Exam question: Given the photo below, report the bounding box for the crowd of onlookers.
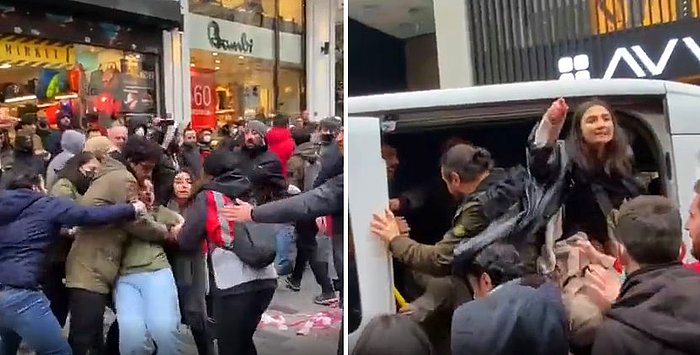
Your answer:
[0,110,345,355]
[352,98,700,355]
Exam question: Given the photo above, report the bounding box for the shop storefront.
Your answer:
[0,2,181,130]
[464,0,700,86]
[552,20,700,83]
[186,0,304,130]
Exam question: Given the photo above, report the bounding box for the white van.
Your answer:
[346,79,700,352]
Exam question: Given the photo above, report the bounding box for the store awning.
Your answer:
[0,35,75,69]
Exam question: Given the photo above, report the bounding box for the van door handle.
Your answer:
[665,152,673,180]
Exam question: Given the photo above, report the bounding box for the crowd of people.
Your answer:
[353,98,700,355]
[0,111,344,355]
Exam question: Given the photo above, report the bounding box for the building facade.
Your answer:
[463,0,700,85]
[175,0,338,130]
[0,0,181,129]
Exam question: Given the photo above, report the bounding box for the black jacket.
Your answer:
[181,143,203,179]
[313,142,343,188]
[592,263,700,355]
[528,130,639,245]
[239,147,287,204]
[152,153,178,206]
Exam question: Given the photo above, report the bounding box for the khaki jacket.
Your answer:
[65,157,168,294]
[389,199,488,277]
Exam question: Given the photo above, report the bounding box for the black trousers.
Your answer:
[41,262,70,328]
[213,288,275,355]
[291,220,334,294]
[68,288,120,355]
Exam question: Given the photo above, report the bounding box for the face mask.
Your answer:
[201,135,212,144]
[320,133,333,142]
[134,127,145,137]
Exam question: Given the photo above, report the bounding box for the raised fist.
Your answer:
[545,97,569,126]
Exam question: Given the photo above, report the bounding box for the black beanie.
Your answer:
[203,149,241,177]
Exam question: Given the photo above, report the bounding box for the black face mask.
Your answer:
[73,172,94,195]
[320,133,334,142]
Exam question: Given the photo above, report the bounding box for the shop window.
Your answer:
[191,48,278,128]
[0,35,156,129]
[641,0,677,26]
[189,0,304,34]
[278,66,303,116]
[589,0,630,34]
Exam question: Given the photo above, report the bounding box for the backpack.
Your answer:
[203,190,280,268]
[302,157,322,192]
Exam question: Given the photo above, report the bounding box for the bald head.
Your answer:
[107,126,128,151]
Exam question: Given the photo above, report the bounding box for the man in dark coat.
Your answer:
[592,196,700,355]
[240,120,286,204]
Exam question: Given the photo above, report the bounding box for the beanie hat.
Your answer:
[84,136,112,160]
[246,120,269,137]
[203,149,241,177]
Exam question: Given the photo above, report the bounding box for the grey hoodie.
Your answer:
[46,130,86,188]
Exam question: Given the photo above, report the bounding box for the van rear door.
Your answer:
[347,117,395,351]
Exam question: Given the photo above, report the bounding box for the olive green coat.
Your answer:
[65,157,169,294]
[120,206,183,275]
[389,198,488,277]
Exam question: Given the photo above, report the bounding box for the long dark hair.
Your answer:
[565,99,632,177]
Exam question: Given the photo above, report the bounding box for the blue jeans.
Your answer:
[114,268,181,355]
[275,226,295,276]
[0,286,71,355]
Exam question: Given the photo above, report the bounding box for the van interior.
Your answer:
[348,95,668,333]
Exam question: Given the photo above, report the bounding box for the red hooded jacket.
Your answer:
[265,127,295,177]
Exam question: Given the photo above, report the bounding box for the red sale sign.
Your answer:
[190,68,217,130]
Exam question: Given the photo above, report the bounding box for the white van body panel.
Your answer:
[347,79,700,352]
[347,117,395,349]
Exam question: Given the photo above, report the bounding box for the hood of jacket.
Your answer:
[95,156,129,180]
[265,127,292,146]
[452,279,568,355]
[60,130,85,154]
[292,141,319,162]
[606,263,700,353]
[471,166,528,220]
[0,189,44,224]
[202,170,252,200]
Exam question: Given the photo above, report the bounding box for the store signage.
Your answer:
[207,20,254,54]
[603,37,700,79]
[0,36,74,67]
[190,68,217,130]
[186,13,302,65]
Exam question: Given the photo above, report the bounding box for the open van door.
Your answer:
[347,117,395,352]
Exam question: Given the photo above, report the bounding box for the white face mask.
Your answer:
[134,127,145,137]
[201,135,212,143]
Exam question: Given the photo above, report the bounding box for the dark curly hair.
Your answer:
[464,243,524,289]
[122,135,163,165]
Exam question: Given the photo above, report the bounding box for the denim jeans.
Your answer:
[274,226,295,276]
[114,268,181,355]
[0,286,71,355]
